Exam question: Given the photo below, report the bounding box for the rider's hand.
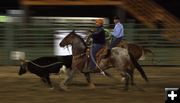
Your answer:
[88,29,94,33]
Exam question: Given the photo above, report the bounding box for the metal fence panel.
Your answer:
[0,23,179,66]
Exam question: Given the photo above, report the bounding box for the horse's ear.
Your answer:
[72,30,75,33]
[19,59,26,65]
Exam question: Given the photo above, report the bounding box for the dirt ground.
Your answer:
[0,66,180,103]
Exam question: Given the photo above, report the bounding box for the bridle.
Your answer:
[73,52,86,59]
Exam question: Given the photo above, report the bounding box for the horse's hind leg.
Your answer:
[127,68,135,86]
[104,71,120,83]
[121,72,130,90]
[130,71,135,86]
[84,73,95,89]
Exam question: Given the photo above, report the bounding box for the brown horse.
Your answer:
[120,42,153,84]
[118,42,154,62]
[85,31,154,61]
[86,32,152,85]
[59,30,148,90]
[95,43,151,86]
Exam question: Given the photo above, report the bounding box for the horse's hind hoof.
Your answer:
[60,85,69,91]
[49,87,54,90]
[62,88,70,91]
[88,83,96,89]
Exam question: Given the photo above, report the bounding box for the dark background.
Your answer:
[0,0,179,20]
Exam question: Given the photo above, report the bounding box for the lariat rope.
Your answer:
[72,48,105,76]
[24,60,63,68]
[85,33,105,75]
[89,49,105,76]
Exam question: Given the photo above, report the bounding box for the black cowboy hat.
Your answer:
[114,16,120,20]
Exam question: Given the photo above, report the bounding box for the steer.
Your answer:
[18,56,72,89]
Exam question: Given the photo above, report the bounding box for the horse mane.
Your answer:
[72,31,87,48]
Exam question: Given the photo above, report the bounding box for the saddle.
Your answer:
[83,40,128,72]
[82,45,105,73]
[96,40,128,59]
[116,40,128,49]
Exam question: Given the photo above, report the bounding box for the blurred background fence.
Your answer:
[0,22,179,66]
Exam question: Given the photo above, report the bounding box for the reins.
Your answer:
[61,32,105,75]
[73,53,86,59]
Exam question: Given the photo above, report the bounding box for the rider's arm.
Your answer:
[111,23,124,38]
[93,28,103,36]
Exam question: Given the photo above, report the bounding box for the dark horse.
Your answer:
[59,31,148,90]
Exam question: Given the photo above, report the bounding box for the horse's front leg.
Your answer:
[59,69,75,91]
[63,69,75,85]
[83,73,95,89]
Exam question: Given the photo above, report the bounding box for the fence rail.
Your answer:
[0,22,179,66]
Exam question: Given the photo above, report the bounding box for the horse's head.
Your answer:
[59,30,76,47]
[18,61,27,75]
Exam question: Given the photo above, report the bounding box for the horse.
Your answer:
[117,41,154,84]
[86,32,153,85]
[86,30,154,62]
[59,30,148,90]
[118,42,154,61]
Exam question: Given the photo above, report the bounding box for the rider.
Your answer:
[103,16,125,58]
[86,19,106,72]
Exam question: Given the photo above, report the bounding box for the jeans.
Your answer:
[89,43,103,69]
[109,36,123,49]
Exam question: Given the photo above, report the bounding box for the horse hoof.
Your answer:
[121,77,125,83]
[61,87,69,91]
[49,87,54,90]
[88,83,96,89]
[60,85,69,91]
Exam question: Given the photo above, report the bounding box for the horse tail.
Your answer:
[129,52,149,82]
[142,48,155,64]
